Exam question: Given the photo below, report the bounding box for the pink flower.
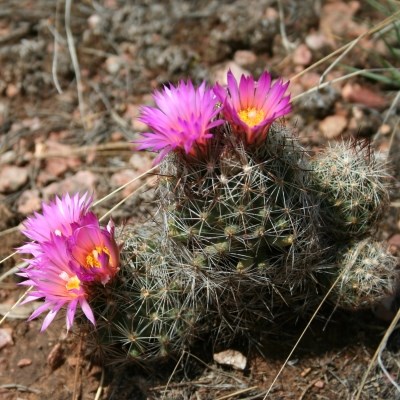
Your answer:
[17,192,120,331]
[135,80,224,163]
[18,192,93,265]
[20,192,92,243]
[214,70,291,144]
[18,235,95,331]
[68,217,119,285]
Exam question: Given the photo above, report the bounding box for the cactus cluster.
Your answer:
[87,72,398,361]
[19,70,398,362]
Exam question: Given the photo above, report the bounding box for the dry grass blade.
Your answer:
[93,165,158,207]
[375,90,400,141]
[0,262,27,282]
[94,368,105,400]
[291,68,396,102]
[0,250,18,265]
[160,351,185,400]
[262,271,344,399]
[290,9,400,83]
[0,286,32,327]
[355,307,400,400]
[72,334,84,400]
[0,225,21,238]
[98,177,156,222]
[215,386,260,400]
[386,116,399,160]
[32,142,133,160]
[65,0,87,130]
[51,0,63,94]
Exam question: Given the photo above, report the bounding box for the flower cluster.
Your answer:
[17,193,119,331]
[135,70,291,162]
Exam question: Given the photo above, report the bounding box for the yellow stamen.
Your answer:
[238,107,265,127]
[66,275,81,291]
[85,246,111,269]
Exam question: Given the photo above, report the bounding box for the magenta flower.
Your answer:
[18,192,93,265]
[214,70,291,144]
[20,192,92,243]
[17,192,120,331]
[135,80,224,163]
[68,216,119,285]
[18,235,95,331]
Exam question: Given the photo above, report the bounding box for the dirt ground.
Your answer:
[0,0,400,399]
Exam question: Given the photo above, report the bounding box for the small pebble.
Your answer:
[319,115,347,139]
[0,165,28,193]
[17,358,32,368]
[0,328,13,349]
[233,50,257,66]
[314,380,325,389]
[213,349,247,370]
[292,44,312,66]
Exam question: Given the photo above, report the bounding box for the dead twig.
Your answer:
[215,386,260,400]
[0,23,30,45]
[99,178,156,222]
[93,164,158,207]
[355,307,400,400]
[0,383,41,394]
[290,9,400,83]
[94,368,105,400]
[262,270,345,399]
[72,334,84,400]
[0,286,32,327]
[65,0,87,130]
[50,0,64,94]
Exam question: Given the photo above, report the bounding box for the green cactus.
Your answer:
[329,239,398,310]
[87,224,204,361]
[311,141,389,240]
[159,125,324,291]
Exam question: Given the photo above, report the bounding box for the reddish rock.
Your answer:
[319,115,347,139]
[314,380,325,389]
[0,328,13,349]
[305,32,331,51]
[388,234,400,250]
[292,44,312,66]
[342,83,388,110]
[299,72,320,90]
[6,84,19,98]
[321,1,367,41]
[43,171,97,200]
[0,165,28,193]
[17,189,42,215]
[17,358,32,368]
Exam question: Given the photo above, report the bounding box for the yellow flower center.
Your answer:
[238,107,265,127]
[66,275,81,291]
[85,246,111,269]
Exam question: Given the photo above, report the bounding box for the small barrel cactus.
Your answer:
[311,141,389,240]
[329,239,398,310]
